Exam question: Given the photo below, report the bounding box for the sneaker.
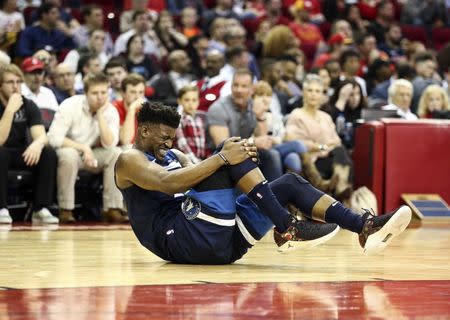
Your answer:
[32,208,59,224]
[0,208,12,224]
[359,205,412,255]
[274,217,340,253]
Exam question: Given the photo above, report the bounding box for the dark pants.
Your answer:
[315,145,353,181]
[0,145,57,210]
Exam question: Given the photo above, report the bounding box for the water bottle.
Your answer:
[336,113,346,135]
[344,122,354,147]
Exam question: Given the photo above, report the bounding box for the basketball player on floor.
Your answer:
[114,102,412,264]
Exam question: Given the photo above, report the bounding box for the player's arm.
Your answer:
[116,138,256,194]
[171,149,194,168]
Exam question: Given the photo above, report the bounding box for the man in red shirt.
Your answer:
[112,73,147,146]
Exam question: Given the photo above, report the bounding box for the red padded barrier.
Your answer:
[353,119,450,213]
[353,121,385,213]
[383,119,450,211]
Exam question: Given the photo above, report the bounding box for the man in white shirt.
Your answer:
[383,79,418,120]
[113,10,163,59]
[20,57,59,112]
[47,72,127,224]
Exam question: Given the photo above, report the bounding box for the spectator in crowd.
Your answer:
[207,69,283,181]
[32,48,58,86]
[47,73,127,224]
[223,25,261,80]
[252,80,307,176]
[74,53,102,93]
[113,73,147,147]
[411,51,440,114]
[365,58,393,96]
[260,60,293,115]
[314,33,348,68]
[49,63,76,104]
[310,66,333,106]
[16,2,75,58]
[155,10,189,52]
[186,34,209,78]
[20,57,59,112]
[325,59,342,90]
[114,10,166,60]
[0,51,11,66]
[285,74,353,199]
[207,17,227,52]
[325,79,367,148]
[340,49,367,97]
[378,23,405,61]
[167,0,204,16]
[202,0,240,33]
[0,0,25,55]
[120,0,158,33]
[174,85,211,164]
[256,0,291,27]
[417,84,450,119]
[0,64,58,224]
[280,56,303,100]
[262,25,299,59]
[149,50,195,107]
[289,2,324,48]
[383,78,418,120]
[356,33,386,79]
[64,29,111,74]
[343,4,369,39]
[104,57,129,102]
[72,5,114,55]
[179,6,202,39]
[125,34,160,80]
[29,0,80,37]
[367,0,395,44]
[401,0,448,27]
[330,19,354,44]
[221,45,252,85]
[195,49,227,112]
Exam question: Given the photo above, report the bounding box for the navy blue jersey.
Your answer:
[120,149,273,264]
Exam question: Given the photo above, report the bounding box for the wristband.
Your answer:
[218,152,230,165]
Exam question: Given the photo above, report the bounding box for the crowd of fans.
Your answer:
[1,0,450,225]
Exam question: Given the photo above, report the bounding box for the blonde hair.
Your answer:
[262,25,296,58]
[0,64,24,84]
[253,80,272,97]
[417,84,450,117]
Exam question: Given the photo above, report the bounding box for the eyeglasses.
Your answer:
[3,80,24,85]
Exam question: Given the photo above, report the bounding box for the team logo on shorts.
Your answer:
[181,197,201,220]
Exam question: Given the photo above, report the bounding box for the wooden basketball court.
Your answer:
[0,220,449,319]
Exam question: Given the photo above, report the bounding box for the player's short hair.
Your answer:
[137,101,181,128]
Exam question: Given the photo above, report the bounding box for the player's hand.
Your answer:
[82,146,97,168]
[220,137,258,165]
[22,141,43,166]
[6,93,23,114]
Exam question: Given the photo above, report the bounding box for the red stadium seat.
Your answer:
[401,25,429,47]
[432,27,450,52]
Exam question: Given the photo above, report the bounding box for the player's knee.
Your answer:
[284,172,309,184]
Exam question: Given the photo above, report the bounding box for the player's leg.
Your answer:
[264,172,412,254]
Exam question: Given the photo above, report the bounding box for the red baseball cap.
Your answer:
[21,57,45,73]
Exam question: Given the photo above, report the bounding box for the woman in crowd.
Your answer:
[285,74,353,199]
[417,84,450,118]
[324,79,367,148]
[252,81,307,176]
[125,34,160,80]
[155,10,189,52]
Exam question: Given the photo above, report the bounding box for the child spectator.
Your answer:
[174,85,211,164]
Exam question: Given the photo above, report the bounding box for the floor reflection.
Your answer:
[0,280,448,319]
